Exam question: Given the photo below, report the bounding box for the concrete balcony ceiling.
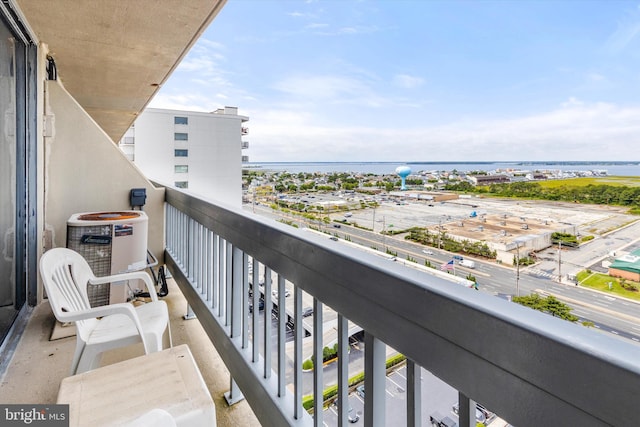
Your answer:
[15,0,226,142]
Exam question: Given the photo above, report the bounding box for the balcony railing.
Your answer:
[162,185,640,427]
[241,140,249,149]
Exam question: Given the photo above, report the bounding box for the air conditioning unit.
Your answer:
[67,211,148,306]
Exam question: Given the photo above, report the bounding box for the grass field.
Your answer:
[576,270,640,301]
[537,176,640,188]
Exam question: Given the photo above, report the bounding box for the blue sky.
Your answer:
[149,0,640,162]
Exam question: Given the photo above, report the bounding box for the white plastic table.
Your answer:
[57,344,216,427]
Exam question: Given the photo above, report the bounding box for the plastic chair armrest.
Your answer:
[90,271,158,301]
[58,303,150,352]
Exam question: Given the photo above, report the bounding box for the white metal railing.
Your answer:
[162,185,640,427]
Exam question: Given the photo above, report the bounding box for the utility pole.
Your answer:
[516,242,520,297]
[382,216,386,250]
[372,208,376,233]
[558,240,562,283]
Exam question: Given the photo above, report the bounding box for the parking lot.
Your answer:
[321,364,507,426]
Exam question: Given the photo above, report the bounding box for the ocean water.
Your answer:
[247,161,640,176]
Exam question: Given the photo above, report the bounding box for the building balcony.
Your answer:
[242,140,250,149]
[242,155,250,163]
[3,186,640,427]
[242,127,249,136]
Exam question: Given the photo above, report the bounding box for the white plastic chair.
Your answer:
[40,247,172,374]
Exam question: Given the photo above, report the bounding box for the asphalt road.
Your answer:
[248,203,640,343]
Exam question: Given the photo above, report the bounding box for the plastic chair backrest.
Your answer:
[40,248,99,338]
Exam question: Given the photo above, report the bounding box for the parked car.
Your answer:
[452,403,487,425]
[348,407,360,423]
[429,412,457,427]
[302,307,313,317]
[355,385,365,398]
[422,249,434,255]
[272,289,290,298]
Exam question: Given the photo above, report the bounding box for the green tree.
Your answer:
[512,294,579,322]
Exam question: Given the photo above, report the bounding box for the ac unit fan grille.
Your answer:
[67,225,112,307]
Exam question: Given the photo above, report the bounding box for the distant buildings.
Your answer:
[468,174,510,185]
[119,107,249,206]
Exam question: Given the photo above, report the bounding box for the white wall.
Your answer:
[44,81,165,272]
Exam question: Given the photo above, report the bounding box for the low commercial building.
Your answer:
[608,249,640,281]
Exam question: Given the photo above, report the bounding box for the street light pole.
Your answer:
[516,242,520,297]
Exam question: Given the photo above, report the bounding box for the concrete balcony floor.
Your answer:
[0,278,262,427]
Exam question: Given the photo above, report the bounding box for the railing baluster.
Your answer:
[277,274,286,397]
[364,332,385,427]
[263,267,272,378]
[195,223,202,291]
[206,229,212,303]
[313,298,323,427]
[188,218,194,280]
[407,359,421,427]
[251,258,259,355]
[225,240,232,326]
[217,236,224,317]
[294,286,303,420]
[213,233,219,311]
[458,392,474,427]
[337,314,348,427]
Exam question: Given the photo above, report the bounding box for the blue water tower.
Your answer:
[395,166,412,190]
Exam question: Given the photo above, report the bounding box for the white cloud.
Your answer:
[306,23,329,29]
[393,74,425,89]
[314,25,380,36]
[272,74,388,108]
[245,100,640,162]
[605,9,640,53]
[586,72,606,82]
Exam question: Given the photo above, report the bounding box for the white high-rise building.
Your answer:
[119,107,249,206]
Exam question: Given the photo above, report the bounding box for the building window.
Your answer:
[174,132,188,141]
[175,165,188,173]
[174,116,188,125]
[175,149,188,157]
[175,181,188,189]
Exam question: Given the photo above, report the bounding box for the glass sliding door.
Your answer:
[0,9,36,344]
